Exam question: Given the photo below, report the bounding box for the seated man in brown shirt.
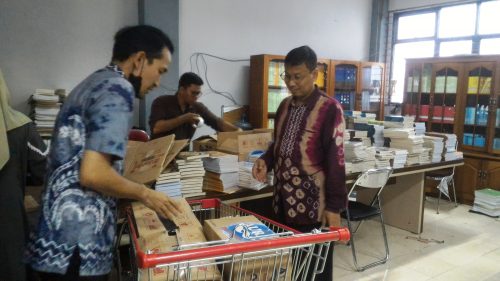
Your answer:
[149,72,240,140]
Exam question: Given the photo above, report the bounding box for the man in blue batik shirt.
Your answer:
[25,25,181,280]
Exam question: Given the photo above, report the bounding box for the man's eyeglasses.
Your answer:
[191,92,202,98]
[280,71,312,83]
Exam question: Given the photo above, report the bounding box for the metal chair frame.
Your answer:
[343,167,393,272]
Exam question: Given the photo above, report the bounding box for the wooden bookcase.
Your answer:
[402,55,500,204]
[249,54,385,129]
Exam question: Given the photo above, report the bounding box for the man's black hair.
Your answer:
[284,45,317,71]
[178,72,204,89]
[112,25,174,63]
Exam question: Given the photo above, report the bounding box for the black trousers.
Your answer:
[34,248,108,281]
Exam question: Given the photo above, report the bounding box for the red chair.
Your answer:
[128,129,150,142]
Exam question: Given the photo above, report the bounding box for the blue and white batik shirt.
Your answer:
[25,64,134,275]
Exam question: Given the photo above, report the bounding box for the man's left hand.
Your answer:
[322,210,341,228]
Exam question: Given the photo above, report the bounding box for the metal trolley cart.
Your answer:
[124,199,350,281]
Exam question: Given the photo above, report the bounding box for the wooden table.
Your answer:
[204,159,464,234]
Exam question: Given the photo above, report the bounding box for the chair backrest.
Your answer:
[352,168,393,190]
[128,129,150,142]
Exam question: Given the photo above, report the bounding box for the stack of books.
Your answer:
[202,151,240,193]
[30,89,61,137]
[374,147,394,169]
[372,124,385,147]
[238,162,267,190]
[155,165,182,198]
[414,122,426,135]
[344,141,376,173]
[390,148,408,169]
[425,133,462,161]
[177,152,208,198]
[383,115,415,129]
[423,135,445,163]
[345,129,371,146]
[471,188,500,217]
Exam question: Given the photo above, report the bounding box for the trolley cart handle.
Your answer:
[128,210,349,268]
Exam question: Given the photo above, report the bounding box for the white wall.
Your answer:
[389,0,470,11]
[0,0,138,122]
[178,0,372,138]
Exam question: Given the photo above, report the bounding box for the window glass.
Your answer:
[391,41,435,103]
[397,13,435,40]
[438,4,476,38]
[480,38,500,55]
[439,40,473,56]
[479,0,500,35]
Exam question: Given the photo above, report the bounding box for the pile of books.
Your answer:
[425,133,463,161]
[344,141,376,173]
[471,188,500,217]
[177,152,208,198]
[202,151,240,193]
[374,147,394,168]
[30,88,63,137]
[423,135,445,163]
[390,148,408,169]
[155,166,182,198]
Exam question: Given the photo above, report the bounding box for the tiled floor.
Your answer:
[333,198,500,281]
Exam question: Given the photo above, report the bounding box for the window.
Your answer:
[390,0,500,104]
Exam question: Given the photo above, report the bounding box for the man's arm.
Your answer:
[80,150,180,218]
[323,102,347,227]
[152,113,199,135]
[217,118,241,132]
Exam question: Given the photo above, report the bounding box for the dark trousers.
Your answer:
[35,248,108,281]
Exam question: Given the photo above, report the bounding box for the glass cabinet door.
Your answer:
[462,64,494,151]
[333,63,358,111]
[494,95,500,153]
[430,66,459,134]
[360,63,384,119]
[403,64,420,119]
[267,59,289,129]
[316,60,329,93]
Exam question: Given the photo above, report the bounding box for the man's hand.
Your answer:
[141,187,182,219]
[182,113,201,125]
[252,159,268,182]
[322,210,341,228]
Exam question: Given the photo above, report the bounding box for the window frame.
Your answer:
[388,0,500,104]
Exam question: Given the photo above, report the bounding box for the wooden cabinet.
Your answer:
[403,55,500,204]
[455,155,500,204]
[249,54,385,128]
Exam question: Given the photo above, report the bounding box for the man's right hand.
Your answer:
[183,113,201,125]
[252,159,268,182]
[141,187,182,219]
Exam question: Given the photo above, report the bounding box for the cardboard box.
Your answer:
[124,135,188,184]
[192,134,218,151]
[133,199,221,281]
[204,216,291,281]
[217,129,273,161]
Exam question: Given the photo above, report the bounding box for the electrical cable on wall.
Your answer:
[189,52,249,105]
